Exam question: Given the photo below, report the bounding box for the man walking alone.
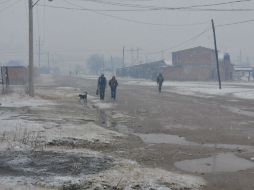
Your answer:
[109,76,118,100]
[157,73,164,93]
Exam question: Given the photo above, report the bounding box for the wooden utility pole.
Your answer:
[28,0,34,96]
[123,46,125,68]
[211,19,222,89]
[137,48,139,64]
[38,36,41,68]
[47,52,50,70]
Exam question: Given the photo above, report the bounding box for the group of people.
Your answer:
[97,74,118,100]
[96,72,164,100]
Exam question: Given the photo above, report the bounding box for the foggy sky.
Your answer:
[0,0,254,70]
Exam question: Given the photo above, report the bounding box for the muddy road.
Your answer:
[49,75,254,190]
[0,74,254,190]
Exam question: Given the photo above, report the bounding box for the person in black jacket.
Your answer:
[109,76,118,100]
[157,73,164,93]
[97,74,107,100]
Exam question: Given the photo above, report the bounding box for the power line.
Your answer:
[42,3,210,27]
[147,26,211,55]
[216,18,254,27]
[73,0,253,11]
[0,0,20,14]
[0,0,11,5]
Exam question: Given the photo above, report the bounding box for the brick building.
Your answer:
[163,46,233,81]
[1,66,28,85]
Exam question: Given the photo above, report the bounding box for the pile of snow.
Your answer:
[46,122,124,143]
[91,98,115,109]
[0,94,55,108]
[85,159,206,190]
[124,80,254,100]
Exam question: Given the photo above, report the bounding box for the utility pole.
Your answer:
[131,48,134,66]
[47,52,50,71]
[103,55,105,73]
[111,55,114,74]
[38,36,41,68]
[137,48,139,64]
[28,0,53,96]
[239,49,242,65]
[28,0,34,96]
[123,46,125,68]
[211,19,222,89]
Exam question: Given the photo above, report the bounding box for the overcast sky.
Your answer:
[0,0,254,69]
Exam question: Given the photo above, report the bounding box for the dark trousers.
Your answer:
[100,88,105,100]
[111,88,117,100]
[158,83,162,93]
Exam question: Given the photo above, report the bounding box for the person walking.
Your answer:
[157,73,164,93]
[97,74,107,100]
[109,76,118,100]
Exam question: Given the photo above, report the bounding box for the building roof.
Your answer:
[234,66,253,71]
[1,66,26,69]
[124,60,167,69]
[173,46,215,54]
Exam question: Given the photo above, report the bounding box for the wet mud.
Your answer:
[0,150,114,177]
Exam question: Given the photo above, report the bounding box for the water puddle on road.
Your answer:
[225,106,254,117]
[135,133,198,146]
[135,133,254,152]
[115,124,132,134]
[175,153,254,173]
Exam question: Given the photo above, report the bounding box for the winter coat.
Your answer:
[98,76,107,89]
[109,79,118,90]
[157,74,164,84]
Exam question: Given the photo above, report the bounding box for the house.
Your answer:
[162,46,233,81]
[116,60,167,80]
[0,66,28,85]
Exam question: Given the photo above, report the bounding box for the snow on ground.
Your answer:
[0,85,206,190]
[90,96,115,109]
[85,159,206,190]
[46,122,124,143]
[0,94,55,108]
[123,80,254,100]
[0,111,123,150]
[0,91,121,152]
[0,157,205,190]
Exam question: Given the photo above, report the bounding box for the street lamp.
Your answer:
[28,0,53,97]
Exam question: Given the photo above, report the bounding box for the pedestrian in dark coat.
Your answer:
[109,76,118,100]
[157,73,164,93]
[97,74,107,100]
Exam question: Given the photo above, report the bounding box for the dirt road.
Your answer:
[55,75,254,190]
[0,74,254,190]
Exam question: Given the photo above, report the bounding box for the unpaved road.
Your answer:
[0,74,254,190]
[49,75,254,190]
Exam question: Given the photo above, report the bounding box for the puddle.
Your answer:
[136,133,254,152]
[175,153,254,173]
[225,106,254,117]
[115,124,131,134]
[135,133,197,146]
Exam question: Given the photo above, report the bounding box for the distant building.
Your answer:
[163,46,233,81]
[116,46,234,81]
[1,66,28,85]
[233,66,254,81]
[116,60,167,80]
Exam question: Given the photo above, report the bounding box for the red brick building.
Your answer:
[163,46,233,81]
[1,66,28,85]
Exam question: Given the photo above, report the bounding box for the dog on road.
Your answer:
[79,91,88,105]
